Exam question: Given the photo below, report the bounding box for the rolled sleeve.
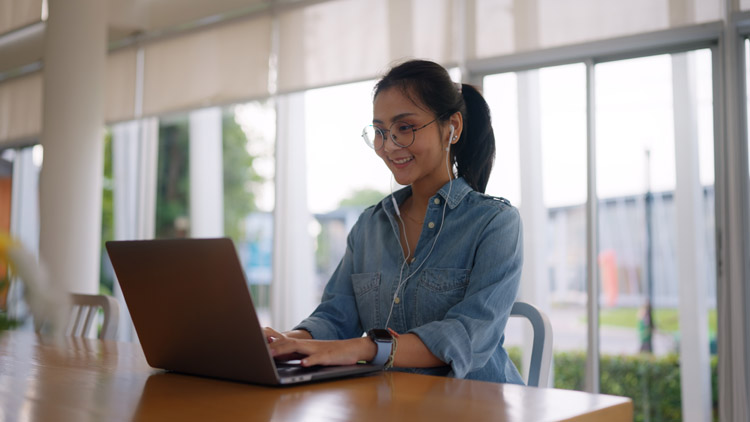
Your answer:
[409,207,523,379]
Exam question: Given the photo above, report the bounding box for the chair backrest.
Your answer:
[510,301,553,387]
[68,294,120,340]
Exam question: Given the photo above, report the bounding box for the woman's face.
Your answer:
[372,87,453,191]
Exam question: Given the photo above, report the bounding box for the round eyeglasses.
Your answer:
[361,116,442,150]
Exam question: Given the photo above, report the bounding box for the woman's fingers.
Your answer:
[265,337,368,367]
[263,327,283,343]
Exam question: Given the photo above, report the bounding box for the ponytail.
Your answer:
[453,84,495,193]
[374,60,496,193]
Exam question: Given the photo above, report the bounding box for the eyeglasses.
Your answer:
[361,115,442,150]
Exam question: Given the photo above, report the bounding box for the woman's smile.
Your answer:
[389,154,414,168]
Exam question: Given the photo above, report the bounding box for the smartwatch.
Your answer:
[367,328,394,366]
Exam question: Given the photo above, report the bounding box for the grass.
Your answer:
[597,307,717,335]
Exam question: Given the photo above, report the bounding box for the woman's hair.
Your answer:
[373,59,496,193]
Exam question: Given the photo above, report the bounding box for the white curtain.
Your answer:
[111,118,158,342]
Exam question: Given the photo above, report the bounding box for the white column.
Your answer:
[516,69,550,384]
[39,0,107,295]
[584,60,600,394]
[189,107,224,238]
[272,93,316,331]
[513,0,550,386]
[717,0,750,419]
[672,52,712,422]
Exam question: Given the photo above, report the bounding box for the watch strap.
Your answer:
[368,329,393,366]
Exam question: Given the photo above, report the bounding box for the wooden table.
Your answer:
[0,331,632,421]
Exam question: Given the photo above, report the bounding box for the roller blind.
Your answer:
[142,15,272,116]
[276,0,460,93]
[0,72,42,146]
[0,0,42,35]
[474,0,722,59]
[106,47,137,123]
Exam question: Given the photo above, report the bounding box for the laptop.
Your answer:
[106,237,382,386]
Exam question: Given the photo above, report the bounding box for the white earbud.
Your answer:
[391,195,400,216]
[446,125,455,151]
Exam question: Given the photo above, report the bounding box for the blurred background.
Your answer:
[1,1,749,421]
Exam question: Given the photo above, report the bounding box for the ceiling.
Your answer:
[0,0,306,77]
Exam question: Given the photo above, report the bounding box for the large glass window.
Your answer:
[485,63,589,386]
[483,48,717,420]
[231,101,276,318]
[595,51,717,419]
[103,101,276,326]
[305,81,391,297]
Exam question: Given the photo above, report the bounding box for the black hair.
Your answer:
[373,59,496,193]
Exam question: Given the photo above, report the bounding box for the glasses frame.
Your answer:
[362,114,445,150]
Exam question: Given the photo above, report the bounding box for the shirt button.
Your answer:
[409,257,416,263]
[394,297,401,304]
[428,222,435,229]
[434,198,440,205]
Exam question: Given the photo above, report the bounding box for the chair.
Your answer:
[68,293,120,340]
[510,301,553,387]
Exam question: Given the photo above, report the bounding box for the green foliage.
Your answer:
[508,346,522,373]
[550,350,719,422]
[100,131,114,294]
[338,188,387,208]
[0,278,17,330]
[222,113,261,242]
[156,121,191,238]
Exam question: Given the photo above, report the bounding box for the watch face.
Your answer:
[369,328,392,342]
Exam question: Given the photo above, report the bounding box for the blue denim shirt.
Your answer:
[295,177,524,384]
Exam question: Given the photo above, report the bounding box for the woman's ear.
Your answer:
[449,112,463,144]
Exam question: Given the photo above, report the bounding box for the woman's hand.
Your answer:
[263,327,376,367]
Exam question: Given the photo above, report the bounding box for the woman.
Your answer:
[264,59,524,384]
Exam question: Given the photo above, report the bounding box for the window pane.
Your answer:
[595,50,716,420]
[485,73,521,206]
[156,115,191,239]
[484,64,588,389]
[305,81,391,297]
[228,101,276,319]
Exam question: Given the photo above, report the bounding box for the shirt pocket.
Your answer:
[351,272,381,330]
[415,268,471,326]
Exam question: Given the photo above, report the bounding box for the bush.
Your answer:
[507,347,719,422]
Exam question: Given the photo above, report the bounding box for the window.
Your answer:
[595,50,716,418]
[485,63,589,385]
[305,81,391,296]
[483,48,717,420]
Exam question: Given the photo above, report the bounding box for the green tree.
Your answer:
[100,131,114,296]
[155,121,190,238]
[338,188,387,208]
[222,113,262,242]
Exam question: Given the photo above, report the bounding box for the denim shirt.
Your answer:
[295,177,524,384]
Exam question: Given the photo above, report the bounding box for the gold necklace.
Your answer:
[402,200,424,225]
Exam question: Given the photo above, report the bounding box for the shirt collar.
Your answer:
[385,177,473,213]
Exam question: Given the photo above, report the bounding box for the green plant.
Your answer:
[506,346,718,422]
[553,351,718,422]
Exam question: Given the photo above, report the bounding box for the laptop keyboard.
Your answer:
[276,363,323,376]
